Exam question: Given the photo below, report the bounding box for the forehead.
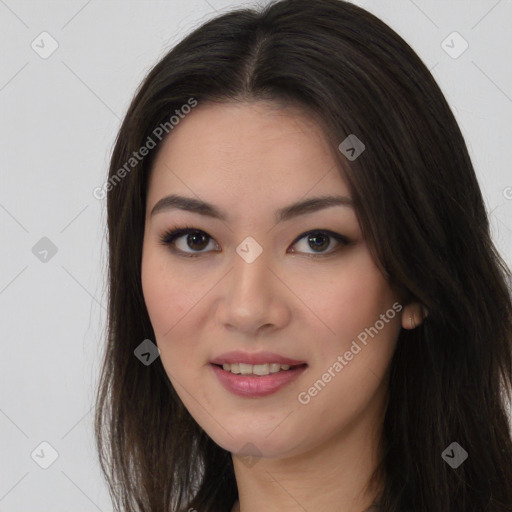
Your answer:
[146,101,351,219]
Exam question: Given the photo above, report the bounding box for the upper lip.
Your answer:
[210,351,306,366]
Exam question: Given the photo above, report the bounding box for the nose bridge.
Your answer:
[232,234,271,295]
[235,234,266,266]
[215,231,291,334]
[219,233,280,326]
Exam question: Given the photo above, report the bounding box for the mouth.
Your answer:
[211,362,307,376]
[210,350,306,368]
[209,362,308,398]
[209,350,308,397]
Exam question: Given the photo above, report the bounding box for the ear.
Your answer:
[401,302,428,330]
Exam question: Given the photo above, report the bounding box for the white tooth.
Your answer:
[269,363,281,373]
[239,363,253,375]
[252,363,270,376]
[222,362,295,374]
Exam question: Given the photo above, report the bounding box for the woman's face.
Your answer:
[141,100,407,460]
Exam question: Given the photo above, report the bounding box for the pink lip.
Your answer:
[210,350,306,366]
[210,363,307,398]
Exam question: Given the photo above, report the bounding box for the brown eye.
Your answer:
[160,226,218,257]
[306,232,330,252]
[289,230,350,257]
[184,231,210,251]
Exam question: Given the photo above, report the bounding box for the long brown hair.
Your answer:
[94,1,512,510]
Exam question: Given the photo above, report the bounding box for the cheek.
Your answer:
[141,242,198,335]
[141,245,212,380]
[290,260,400,451]
[323,262,399,381]
[141,246,188,358]
[301,248,400,352]
[142,252,176,333]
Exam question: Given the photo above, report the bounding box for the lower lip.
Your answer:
[210,363,307,398]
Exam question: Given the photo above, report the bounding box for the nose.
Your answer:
[214,241,291,336]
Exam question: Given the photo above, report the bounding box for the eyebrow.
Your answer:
[150,193,354,223]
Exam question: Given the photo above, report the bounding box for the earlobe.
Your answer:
[401,302,428,329]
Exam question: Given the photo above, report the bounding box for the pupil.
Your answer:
[309,232,328,251]
[188,232,208,250]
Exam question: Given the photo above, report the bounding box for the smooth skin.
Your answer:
[141,101,426,512]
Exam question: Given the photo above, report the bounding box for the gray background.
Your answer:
[1,0,511,510]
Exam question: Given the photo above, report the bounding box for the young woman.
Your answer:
[94,1,512,511]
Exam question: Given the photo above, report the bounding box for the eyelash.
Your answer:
[158,225,351,259]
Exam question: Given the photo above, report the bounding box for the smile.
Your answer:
[210,363,308,397]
